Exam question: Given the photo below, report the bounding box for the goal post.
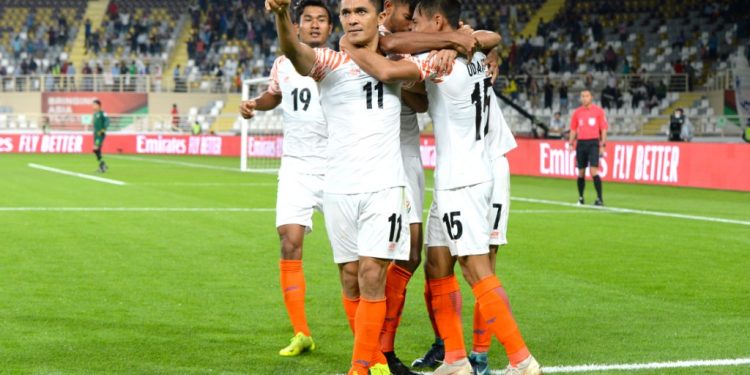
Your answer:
[240,77,283,173]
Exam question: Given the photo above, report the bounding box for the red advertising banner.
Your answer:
[1,134,748,191]
[505,139,750,192]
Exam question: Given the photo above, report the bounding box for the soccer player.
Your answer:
[239,0,332,357]
[265,0,417,373]
[92,99,109,173]
[568,89,608,206]
[341,1,542,374]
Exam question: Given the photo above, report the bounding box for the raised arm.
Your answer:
[240,92,282,119]
[266,0,316,75]
[379,31,476,56]
[341,36,425,84]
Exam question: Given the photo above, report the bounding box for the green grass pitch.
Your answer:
[1,153,749,375]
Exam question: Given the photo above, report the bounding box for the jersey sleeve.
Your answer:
[267,56,283,95]
[310,48,349,82]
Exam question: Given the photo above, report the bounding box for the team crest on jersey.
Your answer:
[349,66,361,77]
[283,76,290,83]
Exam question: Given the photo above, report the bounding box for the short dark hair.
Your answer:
[416,0,461,29]
[93,99,101,106]
[294,0,333,24]
[385,0,419,15]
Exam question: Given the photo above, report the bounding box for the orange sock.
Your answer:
[429,276,466,364]
[380,264,412,353]
[279,260,310,336]
[472,275,529,367]
[472,301,491,353]
[348,298,387,374]
[342,293,360,334]
[424,281,441,338]
[473,286,513,353]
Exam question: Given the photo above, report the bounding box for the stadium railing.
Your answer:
[0,74,244,94]
[0,112,744,139]
[0,73,689,94]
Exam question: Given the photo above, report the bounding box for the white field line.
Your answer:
[0,207,601,214]
[108,155,246,173]
[513,196,750,226]
[0,207,274,212]
[425,187,750,226]
[409,357,750,375]
[137,182,277,187]
[28,163,126,186]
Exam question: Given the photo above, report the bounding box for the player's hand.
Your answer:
[265,0,290,13]
[485,47,500,84]
[451,32,476,61]
[427,49,457,76]
[457,21,475,35]
[339,34,354,52]
[239,100,257,119]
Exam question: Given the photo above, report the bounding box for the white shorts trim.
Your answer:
[275,172,325,232]
[324,187,411,264]
[488,157,510,245]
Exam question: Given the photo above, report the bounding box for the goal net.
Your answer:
[240,77,283,173]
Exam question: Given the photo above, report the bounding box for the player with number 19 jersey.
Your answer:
[269,56,328,175]
[309,47,411,264]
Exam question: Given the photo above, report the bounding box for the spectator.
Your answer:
[593,47,605,72]
[668,108,686,141]
[543,78,554,109]
[549,112,564,138]
[605,45,618,71]
[559,82,569,111]
[171,104,180,131]
[192,120,202,135]
[656,81,668,100]
[504,76,519,101]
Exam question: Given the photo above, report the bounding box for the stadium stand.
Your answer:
[0,0,747,138]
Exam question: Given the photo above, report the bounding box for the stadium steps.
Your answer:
[165,19,193,91]
[69,0,109,71]
[521,0,566,37]
[211,95,242,133]
[641,93,702,135]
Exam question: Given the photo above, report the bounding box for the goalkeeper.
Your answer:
[92,99,109,173]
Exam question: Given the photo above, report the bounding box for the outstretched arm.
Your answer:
[472,30,501,53]
[341,36,425,84]
[379,31,476,57]
[266,0,316,75]
[240,92,282,119]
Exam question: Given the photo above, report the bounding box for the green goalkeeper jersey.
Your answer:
[93,110,109,135]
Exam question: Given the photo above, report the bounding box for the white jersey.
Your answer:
[485,98,517,162]
[418,51,492,190]
[378,25,422,158]
[310,48,411,194]
[268,56,327,174]
[400,103,421,157]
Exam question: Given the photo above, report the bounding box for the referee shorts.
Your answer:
[576,139,600,169]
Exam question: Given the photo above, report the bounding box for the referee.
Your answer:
[568,90,608,206]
